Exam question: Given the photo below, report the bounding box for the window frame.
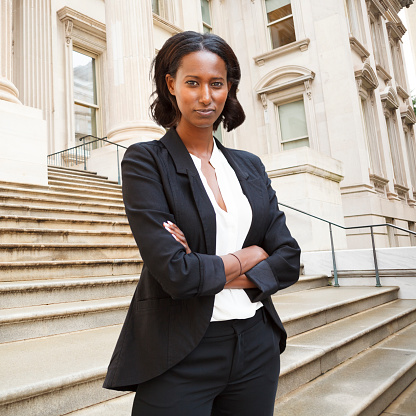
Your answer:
[72,47,102,146]
[201,0,213,33]
[264,0,296,50]
[274,97,310,151]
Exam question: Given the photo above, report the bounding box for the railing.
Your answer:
[279,202,416,288]
[47,135,127,184]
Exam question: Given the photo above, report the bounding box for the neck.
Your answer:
[176,123,214,160]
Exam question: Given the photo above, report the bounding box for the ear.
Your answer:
[165,74,175,95]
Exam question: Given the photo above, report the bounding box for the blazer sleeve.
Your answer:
[122,143,226,300]
[244,158,301,302]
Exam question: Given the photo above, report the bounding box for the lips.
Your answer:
[195,109,215,116]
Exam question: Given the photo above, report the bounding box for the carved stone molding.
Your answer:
[394,183,409,200]
[253,38,310,66]
[366,0,388,16]
[153,13,182,34]
[376,64,392,82]
[57,7,106,53]
[401,105,416,125]
[255,65,315,95]
[386,21,404,40]
[396,85,409,100]
[355,62,379,91]
[349,36,370,62]
[369,173,389,193]
[380,86,400,110]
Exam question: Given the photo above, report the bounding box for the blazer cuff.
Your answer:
[245,260,279,302]
[194,253,226,296]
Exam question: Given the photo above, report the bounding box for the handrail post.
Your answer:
[329,223,339,287]
[117,145,121,185]
[83,138,87,170]
[370,226,381,287]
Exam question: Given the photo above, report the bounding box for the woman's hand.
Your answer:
[163,221,191,254]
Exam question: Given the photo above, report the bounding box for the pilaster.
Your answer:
[0,0,20,104]
[13,0,54,151]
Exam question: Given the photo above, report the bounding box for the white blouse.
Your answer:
[189,140,263,321]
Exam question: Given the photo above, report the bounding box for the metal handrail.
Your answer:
[47,136,127,184]
[279,202,416,287]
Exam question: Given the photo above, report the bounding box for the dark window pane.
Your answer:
[73,51,97,105]
[267,3,292,23]
[270,16,296,48]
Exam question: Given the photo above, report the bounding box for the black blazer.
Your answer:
[103,128,300,392]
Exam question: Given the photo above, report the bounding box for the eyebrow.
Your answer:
[184,75,225,80]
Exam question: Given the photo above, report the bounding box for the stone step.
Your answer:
[63,300,416,416]
[275,274,328,295]
[0,215,130,231]
[0,204,126,221]
[47,166,108,180]
[47,183,122,199]
[64,393,134,416]
[48,172,119,187]
[0,243,140,262]
[0,194,124,213]
[380,377,416,416]
[0,275,139,308]
[274,321,416,416]
[275,286,399,337]
[0,296,131,343]
[0,258,142,281]
[278,299,416,399]
[0,184,123,205]
[48,179,122,194]
[0,325,124,416]
[0,228,134,244]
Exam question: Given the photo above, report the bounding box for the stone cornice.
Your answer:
[366,0,388,16]
[396,85,409,100]
[267,164,344,183]
[349,36,370,62]
[253,38,310,66]
[401,105,416,124]
[152,13,182,34]
[381,86,400,109]
[355,62,379,90]
[57,7,106,42]
[376,64,392,81]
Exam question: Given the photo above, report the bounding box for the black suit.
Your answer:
[103,128,300,392]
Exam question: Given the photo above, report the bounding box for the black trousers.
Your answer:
[132,307,281,416]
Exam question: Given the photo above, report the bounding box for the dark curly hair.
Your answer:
[150,31,245,132]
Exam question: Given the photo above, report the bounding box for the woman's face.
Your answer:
[166,50,230,133]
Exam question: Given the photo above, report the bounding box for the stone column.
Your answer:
[13,0,54,151]
[0,0,20,104]
[105,0,165,144]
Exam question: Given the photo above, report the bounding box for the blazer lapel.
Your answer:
[216,140,267,247]
[160,129,217,255]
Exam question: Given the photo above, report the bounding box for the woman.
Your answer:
[103,31,300,416]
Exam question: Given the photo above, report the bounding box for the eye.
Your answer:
[212,82,224,88]
[185,80,198,86]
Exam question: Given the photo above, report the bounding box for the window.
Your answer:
[369,15,388,70]
[201,0,212,33]
[390,40,407,89]
[265,0,296,49]
[73,50,99,145]
[152,0,160,15]
[277,99,309,150]
[360,96,385,178]
[404,127,416,191]
[385,114,406,187]
[346,0,365,43]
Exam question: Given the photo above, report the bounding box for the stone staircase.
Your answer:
[0,166,415,416]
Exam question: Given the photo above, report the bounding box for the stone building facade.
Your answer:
[0,0,415,251]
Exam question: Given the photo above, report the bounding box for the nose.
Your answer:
[199,84,211,105]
